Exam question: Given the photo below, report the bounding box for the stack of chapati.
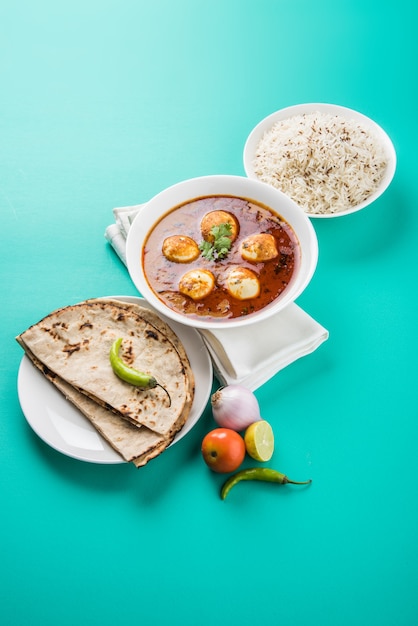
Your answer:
[16,298,195,467]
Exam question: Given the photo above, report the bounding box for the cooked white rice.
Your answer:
[253,112,388,215]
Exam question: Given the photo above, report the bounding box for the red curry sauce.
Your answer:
[142,195,300,321]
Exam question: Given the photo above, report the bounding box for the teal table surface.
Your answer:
[1,1,417,625]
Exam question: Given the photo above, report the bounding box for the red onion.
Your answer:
[211,385,261,431]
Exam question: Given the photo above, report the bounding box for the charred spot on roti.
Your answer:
[119,404,134,418]
[42,326,60,340]
[79,322,93,330]
[53,321,69,330]
[63,343,81,355]
[121,342,134,366]
[41,363,55,378]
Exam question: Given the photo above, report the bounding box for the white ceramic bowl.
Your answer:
[126,175,318,330]
[243,103,397,218]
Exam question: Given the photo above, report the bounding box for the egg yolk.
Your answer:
[240,233,278,262]
[225,267,260,300]
[200,210,239,243]
[162,235,200,263]
[178,269,215,300]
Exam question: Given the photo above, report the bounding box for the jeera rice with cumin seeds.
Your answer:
[252,112,388,215]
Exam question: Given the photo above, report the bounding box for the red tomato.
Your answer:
[201,428,246,473]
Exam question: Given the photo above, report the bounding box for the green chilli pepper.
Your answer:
[109,338,171,405]
[220,467,312,500]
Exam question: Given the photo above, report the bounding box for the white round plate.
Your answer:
[17,296,213,464]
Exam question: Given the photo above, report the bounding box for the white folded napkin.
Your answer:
[104,204,143,265]
[105,204,329,391]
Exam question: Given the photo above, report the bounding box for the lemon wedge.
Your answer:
[244,420,274,462]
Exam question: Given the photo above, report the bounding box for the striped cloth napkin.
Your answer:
[105,204,329,391]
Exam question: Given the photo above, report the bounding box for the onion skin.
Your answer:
[211,385,261,431]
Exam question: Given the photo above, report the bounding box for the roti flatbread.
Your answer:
[100,298,195,418]
[55,375,171,465]
[17,299,193,440]
[24,348,169,464]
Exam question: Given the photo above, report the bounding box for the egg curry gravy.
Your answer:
[143,195,300,321]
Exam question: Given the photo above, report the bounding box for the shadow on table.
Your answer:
[311,185,408,267]
[25,399,214,503]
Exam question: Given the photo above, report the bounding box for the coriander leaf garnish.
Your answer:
[199,240,214,260]
[199,222,233,261]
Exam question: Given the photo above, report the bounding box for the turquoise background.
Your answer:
[1,1,417,625]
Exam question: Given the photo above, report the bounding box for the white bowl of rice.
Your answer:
[243,103,396,218]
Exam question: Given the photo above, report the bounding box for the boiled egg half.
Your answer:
[162,235,200,263]
[178,269,215,300]
[240,233,278,262]
[225,267,260,300]
[200,210,239,242]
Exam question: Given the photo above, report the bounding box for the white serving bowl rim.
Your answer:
[243,102,397,218]
[126,174,318,330]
